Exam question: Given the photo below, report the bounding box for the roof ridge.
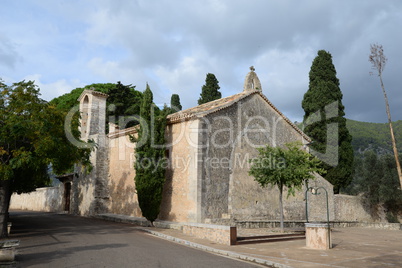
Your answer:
[167,90,256,124]
[166,90,310,141]
[255,91,311,142]
[77,89,109,102]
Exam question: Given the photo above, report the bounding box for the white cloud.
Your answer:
[1,0,402,122]
[0,35,21,69]
[155,55,207,109]
[23,74,84,101]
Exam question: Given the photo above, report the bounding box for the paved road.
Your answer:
[10,211,260,268]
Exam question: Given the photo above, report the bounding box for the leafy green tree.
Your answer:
[51,82,143,130]
[198,73,221,105]
[0,80,91,237]
[249,142,325,230]
[50,83,113,111]
[170,94,182,111]
[134,84,167,223]
[302,50,354,194]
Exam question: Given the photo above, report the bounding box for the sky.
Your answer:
[1,0,401,123]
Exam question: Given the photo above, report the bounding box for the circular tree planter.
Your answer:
[0,240,19,262]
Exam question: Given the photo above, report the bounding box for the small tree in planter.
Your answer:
[249,142,325,231]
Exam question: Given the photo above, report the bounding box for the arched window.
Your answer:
[81,95,89,135]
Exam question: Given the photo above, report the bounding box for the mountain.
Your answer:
[346,119,402,155]
[295,119,402,155]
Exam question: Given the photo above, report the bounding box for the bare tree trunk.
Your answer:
[279,183,284,232]
[0,180,11,238]
[369,44,402,189]
[379,75,402,189]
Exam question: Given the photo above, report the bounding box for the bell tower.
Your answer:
[77,89,108,141]
[74,89,110,216]
[243,66,262,92]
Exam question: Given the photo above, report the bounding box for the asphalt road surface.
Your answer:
[10,211,261,268]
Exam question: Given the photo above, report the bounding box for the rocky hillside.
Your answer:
[346,119,402,155]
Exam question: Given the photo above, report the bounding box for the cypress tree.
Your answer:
[198,73,221,105]
[134,84,166,223]
[302,50,354,194]
[170,94,182,111]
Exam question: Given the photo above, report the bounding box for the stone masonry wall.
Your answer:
[334,194,373,222]
[107,130,141,217]
[201,94,334,222]
[182,223,237,245]
[71,133,110,216]
[106,119,203,223]
[10,186,63,212]
[159,120,201,222]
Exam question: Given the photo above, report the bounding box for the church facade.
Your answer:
[70,69,335,224]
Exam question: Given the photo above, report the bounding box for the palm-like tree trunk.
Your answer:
[369,44,402,189]
[379,74,402,188]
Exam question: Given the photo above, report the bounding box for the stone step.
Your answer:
[236,233,305,245]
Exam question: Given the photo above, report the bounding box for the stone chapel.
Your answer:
[70,68,334,224]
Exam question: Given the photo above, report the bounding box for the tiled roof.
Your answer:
[167,91,252,123]
[167,90,310,141]
[108,90,310,142]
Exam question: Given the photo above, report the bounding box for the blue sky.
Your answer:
[1,0,402,123]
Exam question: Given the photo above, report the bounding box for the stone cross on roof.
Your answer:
[243,66,262,92]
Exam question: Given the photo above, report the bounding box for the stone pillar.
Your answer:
[305,223,332,249]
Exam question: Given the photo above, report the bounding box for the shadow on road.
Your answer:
[10,211,135,267]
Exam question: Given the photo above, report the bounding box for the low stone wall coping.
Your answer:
[154,220,183,230]
[182,223,237,245]
[305,223,330,228]
[97,214,237,245]
[183,222,235,230]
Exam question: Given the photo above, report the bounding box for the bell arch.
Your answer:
[243,66,262,92]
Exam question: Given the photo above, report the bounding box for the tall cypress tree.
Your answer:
[302,50,354,194]
[134,84,166,223]
[170,94,182,111]
[198,73,221,105]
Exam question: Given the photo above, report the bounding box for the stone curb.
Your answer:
[138,227,291,268]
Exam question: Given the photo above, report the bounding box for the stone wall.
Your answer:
[105,119,203,223]
[107,127,141,217]
[182,223,237,245]
[200,93,331,222]
[71,133,110,216]
[159,120,201,223]
[334,194,373,222]
[10,186,63,212]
